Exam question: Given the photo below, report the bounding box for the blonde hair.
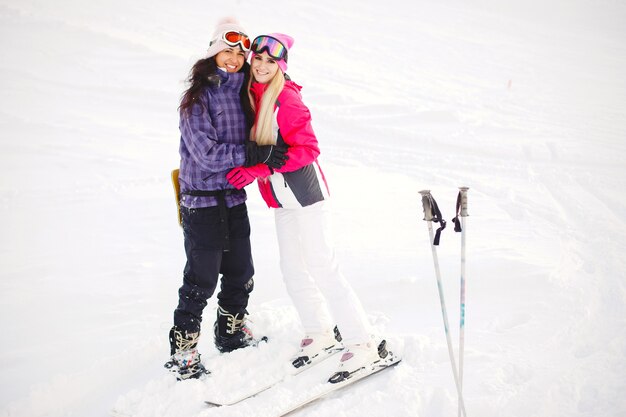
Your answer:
[248,70,285,146]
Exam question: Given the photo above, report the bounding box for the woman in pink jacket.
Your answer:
[227,33,397,382]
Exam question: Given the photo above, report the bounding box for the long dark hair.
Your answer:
[179,57,254,130]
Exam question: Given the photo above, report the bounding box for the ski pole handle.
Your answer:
[458,186,469,217]
[419,190,434,221]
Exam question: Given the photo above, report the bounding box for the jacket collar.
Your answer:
[250,81,269,97]
[213,69,244,89]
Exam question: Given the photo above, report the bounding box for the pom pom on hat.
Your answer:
[206,17,250,59]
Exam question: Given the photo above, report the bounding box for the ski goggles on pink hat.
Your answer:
[251,35,288,61]
[212,31,251,51]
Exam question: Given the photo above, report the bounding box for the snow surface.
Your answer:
[1,0,625,416]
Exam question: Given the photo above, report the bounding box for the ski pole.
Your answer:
[452,187,470,417]
[419,190,467,417]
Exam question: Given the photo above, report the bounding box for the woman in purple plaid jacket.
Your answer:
[165,18,288,381]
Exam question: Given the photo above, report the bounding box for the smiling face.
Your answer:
[250,51,280,84]
[215,47,246,73]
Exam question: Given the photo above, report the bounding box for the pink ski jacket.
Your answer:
[250,80,329,209]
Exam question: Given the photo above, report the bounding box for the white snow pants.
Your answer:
[274,200,373,345]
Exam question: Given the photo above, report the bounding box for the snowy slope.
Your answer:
[1,0,625,416]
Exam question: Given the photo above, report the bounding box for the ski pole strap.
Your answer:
[430,196,446,245]
[452,187,469,233]
[420,191,446,245]
[452,192,462,232]
[180,189,244,252]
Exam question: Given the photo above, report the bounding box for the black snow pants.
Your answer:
[173,202,255,333]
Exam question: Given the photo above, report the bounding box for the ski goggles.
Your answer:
[251,35,288,61]
[212,31,251,51]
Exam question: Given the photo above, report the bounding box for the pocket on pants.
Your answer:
[182,206,224,250]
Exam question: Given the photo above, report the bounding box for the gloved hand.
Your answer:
[244,141,288,169]
[226,164,272,190]
[226,168,255,189]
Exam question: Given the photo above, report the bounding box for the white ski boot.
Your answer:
[328,339,395,383]
[291,326,343,371]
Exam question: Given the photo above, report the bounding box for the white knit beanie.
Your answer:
[206,17,250,59]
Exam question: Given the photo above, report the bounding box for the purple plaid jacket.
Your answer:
[178,70,248,209]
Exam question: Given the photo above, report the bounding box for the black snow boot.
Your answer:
[213,306,262,353]
[164,326,209,380]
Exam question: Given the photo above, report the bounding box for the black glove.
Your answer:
[244,141,289,169]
